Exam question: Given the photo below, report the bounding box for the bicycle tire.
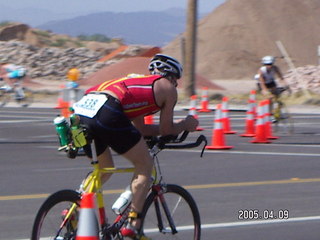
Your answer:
[139,184,201,240]
[18,87,34,107]
[31,189,81,240]
[0,90,10,107]
[274,102,294,134]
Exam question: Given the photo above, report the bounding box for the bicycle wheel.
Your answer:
[0,90,10,107]
[31,189,81,240]
[274,102,294,134]
[139,184,201,240]
[18,87,34,107]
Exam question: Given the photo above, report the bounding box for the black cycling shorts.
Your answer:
[79,94,141,157]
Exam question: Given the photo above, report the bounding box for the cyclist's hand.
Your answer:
[185,115,199,132]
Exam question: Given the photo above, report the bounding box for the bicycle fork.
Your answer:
[153,185,178,234]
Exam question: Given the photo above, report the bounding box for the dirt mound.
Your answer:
[82,56,224,91]
[163,0,320,80]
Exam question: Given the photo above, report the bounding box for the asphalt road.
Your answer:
[1,106,320,240]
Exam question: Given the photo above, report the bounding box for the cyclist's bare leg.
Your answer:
[97,147,115,183]
[122,137,154,228]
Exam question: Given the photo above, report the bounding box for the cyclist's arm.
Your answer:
[154,78,198,136]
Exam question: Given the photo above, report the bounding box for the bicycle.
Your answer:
[272,87,294,134]
[0,81,34,107]
[31,127,207,240]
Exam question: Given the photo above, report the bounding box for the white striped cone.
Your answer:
[251,101,271,144]
[240,100,256,137]
[76,193,99,240]
[198,87,211,112]
[189,95,204,131]
[221,96,236,134]
[206,104,233,150]
[249,90,257,118]
[264,99,278,139]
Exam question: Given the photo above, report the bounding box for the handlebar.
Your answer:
[145,131,207,157]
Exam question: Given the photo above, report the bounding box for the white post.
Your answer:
[318,45,320,65]
[275,40,310,97]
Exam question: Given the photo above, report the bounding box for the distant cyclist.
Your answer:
[73,54,198,239]
[256,55,290,96]
[0,60,27,99]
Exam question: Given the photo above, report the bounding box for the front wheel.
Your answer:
[139,184,201,240]
[273,101,294,134]
[31,189,81,240]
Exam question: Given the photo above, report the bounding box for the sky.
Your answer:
[0,0,225,14]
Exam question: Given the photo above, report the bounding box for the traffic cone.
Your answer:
[206,104,233,150]
[263,99,279,139]
[249,90,257,118]
[198,87,211,112]
[221,96,237,134]
[240,100,256,137]
[189,95,204,131]
[251,101,271,144]
[144,115,154,125]
[76,193,99,240]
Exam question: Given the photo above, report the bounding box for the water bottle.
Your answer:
[54,116,71,147]
[70,113,87,147]
[112,185,132,215]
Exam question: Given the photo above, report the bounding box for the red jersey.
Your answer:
[86,74,162,119]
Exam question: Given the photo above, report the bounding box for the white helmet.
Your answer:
[148,54,183,79]
[261,56,275,65]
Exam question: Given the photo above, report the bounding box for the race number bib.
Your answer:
[73,94,107,118]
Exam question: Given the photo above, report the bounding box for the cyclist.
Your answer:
[73,54,199,239]
[256,55,290,96]
[0,60,27,99]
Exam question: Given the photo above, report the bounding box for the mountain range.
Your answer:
[36,9,192,46]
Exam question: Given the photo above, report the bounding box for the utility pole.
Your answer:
[184,0,198,98]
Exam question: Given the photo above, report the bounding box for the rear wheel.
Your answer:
[0,90,10,107]
[139,184,201,240]
[274,101,294,134]
[31,189,81,240]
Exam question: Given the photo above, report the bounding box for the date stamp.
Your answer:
[238,209,289,220]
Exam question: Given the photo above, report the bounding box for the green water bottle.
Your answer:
[54,116,70,147]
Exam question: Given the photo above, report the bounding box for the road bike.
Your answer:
[272,87,294,134]
[31,128,207,240]
[0,81,34,107]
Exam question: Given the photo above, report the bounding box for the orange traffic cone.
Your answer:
[240,100,256,137]
[76,193,99,240]
[251,101,271,144]
[249,90,257,118]
[189,95,204,131]
[144,115,154,125]
[206,104,233,150]
[221,96,237,134]
[198,87,211,112]
[263,99,279,139]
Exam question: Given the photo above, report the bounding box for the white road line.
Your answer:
[17,215,320,239]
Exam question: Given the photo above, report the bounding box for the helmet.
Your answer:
[148,54,183,79]
[261,56,275,65]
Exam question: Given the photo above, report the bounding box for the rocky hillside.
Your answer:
[0,23,151,81]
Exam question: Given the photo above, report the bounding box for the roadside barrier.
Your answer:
[221,96,237,134]
[198,87,211,112]
[240,100,256,137]
[76,193,99,240]
[251,101,271,144]
[189,95,204,131]
[206,104,233,150]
